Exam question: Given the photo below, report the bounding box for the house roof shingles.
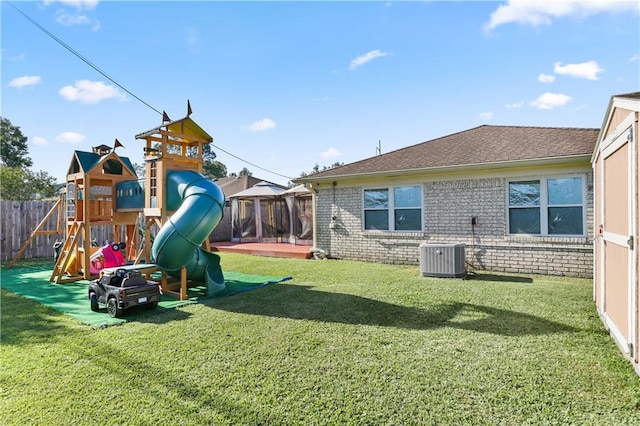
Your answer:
[614,91,640,100]
[214,175,264,199]
[302,125,599,181]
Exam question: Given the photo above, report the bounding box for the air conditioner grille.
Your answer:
[419,243,466,278]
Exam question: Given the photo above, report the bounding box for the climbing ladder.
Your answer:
[49,221,85,283]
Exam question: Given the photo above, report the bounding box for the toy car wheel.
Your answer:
[146,301,158,310]
[106,297,122,318]
[89,292,99,312]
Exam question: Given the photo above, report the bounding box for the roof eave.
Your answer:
[591,95,640,164]
[295,154,591,184]
[135,116,213,142]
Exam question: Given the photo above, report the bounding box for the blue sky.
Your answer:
[2,0,639,186]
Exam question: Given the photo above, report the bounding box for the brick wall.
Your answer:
[315,173,593,277]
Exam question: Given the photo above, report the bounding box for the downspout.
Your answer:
[635,111,639,366]
[310,184,318,249]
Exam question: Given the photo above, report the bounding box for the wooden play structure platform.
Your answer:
[212,242,313,259]
[9,102,225,300]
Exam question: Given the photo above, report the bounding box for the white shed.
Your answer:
[592,91,640,376]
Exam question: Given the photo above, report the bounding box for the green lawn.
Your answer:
[2,254,639,425]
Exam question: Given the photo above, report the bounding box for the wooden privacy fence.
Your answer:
[1,201,234,262]
[2,200,131,262]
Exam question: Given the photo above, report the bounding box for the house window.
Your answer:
[508,176,584,235]
[364,185,422,231]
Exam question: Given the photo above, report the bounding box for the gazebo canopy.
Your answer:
[229,181,286,198]
[283,184,311,195]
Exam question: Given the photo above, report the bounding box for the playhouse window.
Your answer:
[364,185,422,231]
[508,176,584,236]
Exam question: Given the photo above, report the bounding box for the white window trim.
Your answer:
[507,175,587,237]
[362,185,424,232]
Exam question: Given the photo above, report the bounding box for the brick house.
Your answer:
[296,125,598,277]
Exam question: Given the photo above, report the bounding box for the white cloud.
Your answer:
[505,101,524,109]
[44,0,99,11]
[3,51,26,61]
[538,73,556,83]
[479,111,494,120]
[45,1,99,28]
[55,11,91,26]
[553,60,604,80]
[320,147,341,159]
[55,131,86,144]
[630,54,639,62]
[8,75,41,88]
[349,50,390,71]
[32,136,48,146]
[484,0,639,31]
[59,80,127,103]
[185,27,200,54]
[530,92,572,110]
[248,118,276,132]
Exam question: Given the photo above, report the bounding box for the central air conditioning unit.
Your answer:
[419,243,466,278]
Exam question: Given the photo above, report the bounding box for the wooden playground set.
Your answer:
[8,104,220,300]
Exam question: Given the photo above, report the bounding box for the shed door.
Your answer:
[599,119,636,357]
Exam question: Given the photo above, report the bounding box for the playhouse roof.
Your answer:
[68,150,136,177]
[74,150,100,172]
[135,116,213,144]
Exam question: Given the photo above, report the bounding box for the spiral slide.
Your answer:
[151,170,226,296]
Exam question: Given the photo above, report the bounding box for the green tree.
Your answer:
[0,117,33,167]
[238,167,252,177]
[0,167,31,200]
[0,118,59,200]
[132,162,146,179]
[299,162,344,178]
[29,169,59,199]
[202,144,216,162]
[0,167,57,200]
[202,160,227,179]
[201,144,227,179]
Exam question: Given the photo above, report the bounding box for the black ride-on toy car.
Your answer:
[89,268,161,318]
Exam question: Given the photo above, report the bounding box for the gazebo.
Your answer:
[283,185,313,245]
[229,182,313,245]
[229,181,288,243]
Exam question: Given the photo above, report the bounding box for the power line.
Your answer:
[7,1,294,181]
[211,144,293,180]
[7,2,163,116]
